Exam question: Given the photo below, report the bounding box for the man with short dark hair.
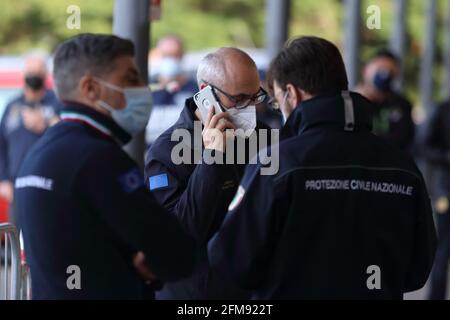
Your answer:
[0,54,62,229]
[208,36,436,299]
[15,33,197,299]
[356,49,415,153]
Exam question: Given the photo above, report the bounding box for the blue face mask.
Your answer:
[373,69,394,92]
[95,78,153,136]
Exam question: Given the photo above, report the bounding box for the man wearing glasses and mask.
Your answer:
[144,47,271,300]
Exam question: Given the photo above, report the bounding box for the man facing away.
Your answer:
[208,36,437,300]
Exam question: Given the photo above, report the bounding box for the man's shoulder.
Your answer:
[42,90,63,111]
[276,130,421,179]
[33,121,127,164]
[389,92,413,110]
[147,120,192,161]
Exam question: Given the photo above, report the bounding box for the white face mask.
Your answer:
[226,105,257,138]
[95,78,152,136]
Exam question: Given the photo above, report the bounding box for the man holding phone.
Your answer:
[144,47,271,299]
[208,37,436,299]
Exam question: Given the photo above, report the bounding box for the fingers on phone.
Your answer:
[205,106,214,127]
[216,119,236,132]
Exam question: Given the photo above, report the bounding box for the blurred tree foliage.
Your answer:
[0,0,449,103]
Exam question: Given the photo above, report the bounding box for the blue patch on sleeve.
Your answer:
[118,168,144,193]
[149,174,169,191]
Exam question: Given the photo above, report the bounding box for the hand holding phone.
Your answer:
[193,85,223,124]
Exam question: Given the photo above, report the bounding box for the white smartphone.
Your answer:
[193,85,223,124]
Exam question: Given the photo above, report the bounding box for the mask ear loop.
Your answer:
[97,100,115,114]
[280,90,290,125]
[93,77,124,93]
[92,77,127,114]
[210,86,227,112]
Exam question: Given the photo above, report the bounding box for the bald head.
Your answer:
[196,47,259,94]
[24,55,47,77]
[22,55,48,97]
[157,35,184,60]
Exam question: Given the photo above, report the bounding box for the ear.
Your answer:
[80,75,100,103]
[285,84,301,110]
[199,82,207,90]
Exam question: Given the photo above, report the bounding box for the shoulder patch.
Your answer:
[118,168,144,193]
[228,185,246,211]
[149,173,169,191]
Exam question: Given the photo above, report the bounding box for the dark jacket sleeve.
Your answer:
[76,144,198,282]
[145,150,239,243]
[207,162,285,290]
[402,100,416,151]
[0,105,11,181]
[404,173,437,292]
[421,104,450,166]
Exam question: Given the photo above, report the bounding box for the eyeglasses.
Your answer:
[267,97,281,110]
[203,80,267,109]
[268,91,289,111]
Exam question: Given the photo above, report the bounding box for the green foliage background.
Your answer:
[1,0,449,105]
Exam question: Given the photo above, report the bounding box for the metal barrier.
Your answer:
[19,230,31,300]
[0,223,22,300]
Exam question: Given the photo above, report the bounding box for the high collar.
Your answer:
[281,91,373,138]
[60,101,131,145]
[173,97,199,131]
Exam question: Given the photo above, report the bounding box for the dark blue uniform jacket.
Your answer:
[15,102,197,300]
[0,90,62,181]
[145,98,272,299]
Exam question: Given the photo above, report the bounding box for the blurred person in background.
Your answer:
[149,34,187,87]
[146,35,197,145]
[421,100,450,300]
[151,56,198,105]
[0,53,61,229]
[356,49,415,154]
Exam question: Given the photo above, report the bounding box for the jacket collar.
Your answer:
[173,97,199,131]
[60,101,131,145]
[281,91,373,138]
